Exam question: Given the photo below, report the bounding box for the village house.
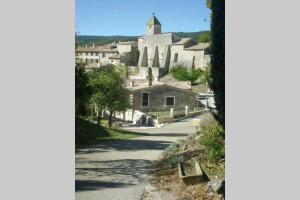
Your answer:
[75,41,137,68]
[127,80,197,113]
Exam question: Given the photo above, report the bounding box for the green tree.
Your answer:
[200,64,212,85]
[75,63,91,115]
[120,47,140,66]
[209,0,225,128]
[198,32,211,43]
[131,47,140,66]
[89,66,129,127]
[170,65,203,85]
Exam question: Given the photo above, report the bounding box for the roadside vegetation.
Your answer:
[75,62,138,148]
[148,113,224,200]
[75,117,148,149]
[147,0,225,199]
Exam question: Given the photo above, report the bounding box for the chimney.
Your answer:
[130,81,134,87]
[92,43,95,48]
[85,44,87,48]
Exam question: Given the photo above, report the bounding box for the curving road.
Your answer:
[75,117,200,200]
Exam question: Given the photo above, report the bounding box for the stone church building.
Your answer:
[137,16,210,80]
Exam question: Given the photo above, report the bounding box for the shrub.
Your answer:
[199,113,225,163]
[170,65,203,85]
[198,32,211,43]
[161,143,183,169]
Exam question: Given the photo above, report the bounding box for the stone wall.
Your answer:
[131,85,197,112]
[170,46,206,70]
[138,67,160,80]
[117,44,132,55]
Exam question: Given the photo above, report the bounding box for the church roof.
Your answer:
[147,16,161,26]
[173,38,193,45]
[185,43,210,51]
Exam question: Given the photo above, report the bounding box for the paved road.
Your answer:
[75,117,200,200]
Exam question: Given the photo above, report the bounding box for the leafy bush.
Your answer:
[199,114,225,163]
[161,143,183,169]
[170,65,203,85]
[198,32,211,43]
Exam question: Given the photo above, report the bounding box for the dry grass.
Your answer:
[147,133,225,200]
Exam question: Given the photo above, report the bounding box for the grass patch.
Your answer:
[75,117,148,149]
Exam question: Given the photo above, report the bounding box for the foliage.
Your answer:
[198,32,211,43]
[206,0,212,9]
[75,63,92,115]
[200,64,212,85]
[161,143,183,169]
[75,35,138,46]
[119,47,139,66]
[131,47,140,66]
[88,65,129,127]
[170,65,203,85]
[209,0,225,128]
[75,117,148,149]
[199,114,225,163]
[75,31,210,46]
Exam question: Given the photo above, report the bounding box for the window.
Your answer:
[165,97,175,106]
[174,53,178,62]
[102,53,106,57]
[141,92,149,107]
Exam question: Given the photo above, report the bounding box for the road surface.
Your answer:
[75,117,200,200]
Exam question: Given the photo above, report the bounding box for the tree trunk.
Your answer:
[96,108,103,126]
[97,110,102,125]
[108,111,113,128]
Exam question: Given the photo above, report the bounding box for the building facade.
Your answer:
[137,16,210,80]
[128,81,197,113]
[75,41,137,68]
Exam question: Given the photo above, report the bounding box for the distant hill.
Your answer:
[75,31,210,46]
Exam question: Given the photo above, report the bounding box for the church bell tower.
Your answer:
[146,14,161,35]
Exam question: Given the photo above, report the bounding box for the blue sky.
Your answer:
[75,0,211,36]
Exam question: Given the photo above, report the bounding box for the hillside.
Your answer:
[75,31,210,46]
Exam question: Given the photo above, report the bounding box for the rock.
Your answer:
[195,136,200,140]
[207,179,225,195]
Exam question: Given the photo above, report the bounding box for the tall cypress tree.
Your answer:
[210,0,225,128]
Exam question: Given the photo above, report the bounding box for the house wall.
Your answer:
[76,51,117,66]
[117,44,132,55]
[170,45,206,70]
[131,85,197,112]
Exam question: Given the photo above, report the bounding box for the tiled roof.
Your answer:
[127,80,196,94]
[76,46,118,53]
[173,38,193,45]
[147,16,161,25]
[117,41,137,45]
[185,43,210,50]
